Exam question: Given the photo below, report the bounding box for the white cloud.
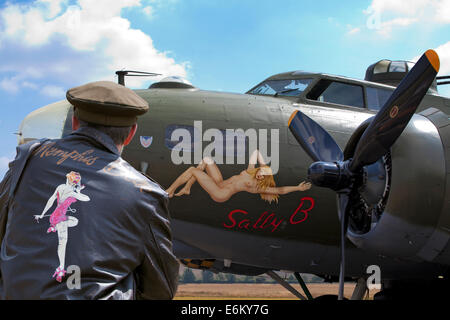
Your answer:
[37,0,67,18]
[22,81,38,90]
[367,0,430,16]
[0,76,20,94]
[365,0,450,35]
[411,42,450,76]
[0,0,188,91]
[375,17,418,37]
[41,84,65,98]
[434,1,450,24]
[435,42,450,76]
[0,70,41,94]
[0,61,67,95]
[409,42,450,97]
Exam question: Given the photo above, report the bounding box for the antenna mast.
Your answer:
[115,70,161,86]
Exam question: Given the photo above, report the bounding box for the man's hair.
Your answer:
[77,119,133,146]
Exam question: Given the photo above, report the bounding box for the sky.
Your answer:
[0,0,450,178]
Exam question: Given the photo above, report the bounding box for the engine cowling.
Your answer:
[346,108,450,264]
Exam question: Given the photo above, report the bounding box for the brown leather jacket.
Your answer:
[0,127,179,299]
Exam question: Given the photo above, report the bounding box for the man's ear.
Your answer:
[123,123,138,146]
[72,113,80,131]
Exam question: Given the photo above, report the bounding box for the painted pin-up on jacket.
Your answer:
[34,171,90,282]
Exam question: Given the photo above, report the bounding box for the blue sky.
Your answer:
[1,0,450,178]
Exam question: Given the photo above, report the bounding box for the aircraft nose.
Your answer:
[18,100,72,145]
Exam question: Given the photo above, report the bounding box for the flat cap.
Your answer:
[67,81,149,127]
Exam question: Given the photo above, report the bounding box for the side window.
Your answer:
[307,80,365,108]
[366,87,393,111]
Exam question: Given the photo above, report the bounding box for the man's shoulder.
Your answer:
[11,138,50,174]
[16,138,50,158]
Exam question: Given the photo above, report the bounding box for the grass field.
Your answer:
[174,283,379,300]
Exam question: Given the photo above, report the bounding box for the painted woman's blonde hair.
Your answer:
[66,171,81,186]
[246,166,279,204]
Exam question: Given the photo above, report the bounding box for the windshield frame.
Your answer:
[247,77,314,98]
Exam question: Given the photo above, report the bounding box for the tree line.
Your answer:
[179,269,323,284]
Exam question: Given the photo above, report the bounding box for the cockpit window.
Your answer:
[248,78,313,97]
[366,86,393,111]
[307,80,365,108]
[389,61,407,73]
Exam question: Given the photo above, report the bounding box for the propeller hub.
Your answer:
[307,161,353,191]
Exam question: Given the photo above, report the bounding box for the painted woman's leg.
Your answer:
[53,221,69,282]
[67,216,79,228]
[166,167,197,197]
[190,169,233,203]
[174,159,211,196]
[204,157,223,184]
[56,222,68,268]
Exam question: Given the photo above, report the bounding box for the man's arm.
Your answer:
[135,192,179,300]
[0,162,14,245]
[0,160,14,288]
[34,187,58,222]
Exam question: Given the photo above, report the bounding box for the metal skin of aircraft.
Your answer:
[16,50,450,300]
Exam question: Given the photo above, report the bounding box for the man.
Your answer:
[0,81,179,299]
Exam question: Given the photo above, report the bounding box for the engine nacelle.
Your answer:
[347,108,450,265]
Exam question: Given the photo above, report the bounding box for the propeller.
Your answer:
[288,49,440,300]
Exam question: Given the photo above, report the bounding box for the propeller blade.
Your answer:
[349,49,440,172]
[288,110,344,162]
[337,192,350,300]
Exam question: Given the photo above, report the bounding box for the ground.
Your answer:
[174,283,379,300]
